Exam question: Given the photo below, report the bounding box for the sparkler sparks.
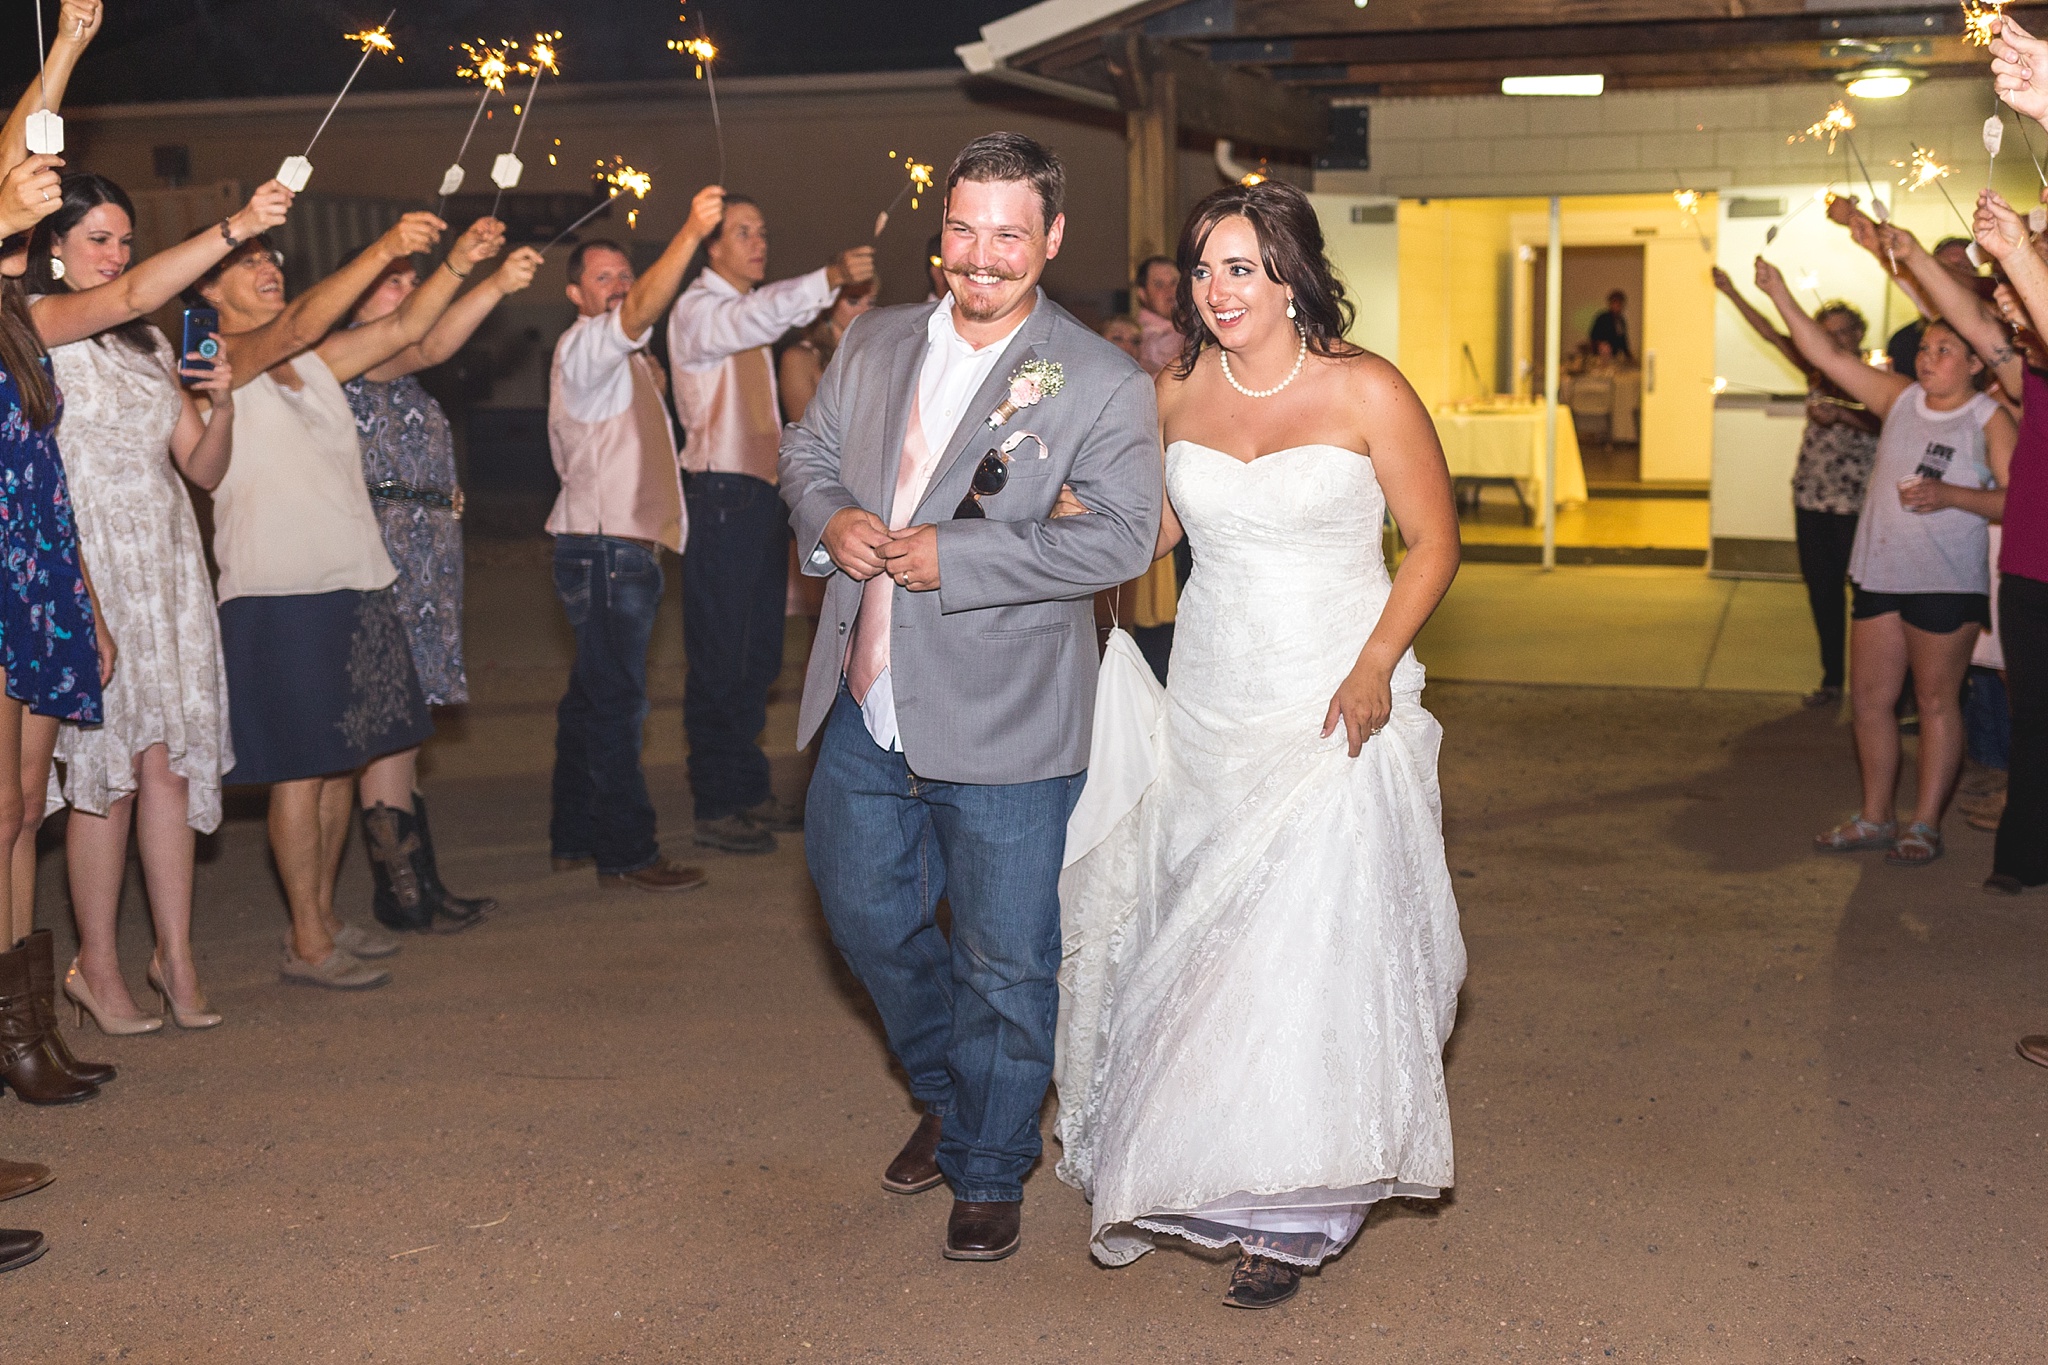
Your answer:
[456,39,515,92]
[873,151,937,239]
[489,32,565,217]
[344,22,400,60]
[1898,144,1954,193]
[1963,0,2009,47]
[278,9,401,190]
[672,36,718,77]
[597,157,654,201]
[670,5,727,185]
[1799,101,1857,156]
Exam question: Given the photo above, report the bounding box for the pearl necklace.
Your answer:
[1219,325,1308,399]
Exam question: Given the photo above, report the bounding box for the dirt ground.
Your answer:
[3,548,2044,1363]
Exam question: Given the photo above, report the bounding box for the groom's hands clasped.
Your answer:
[877,525,940,592]
[822,507,894,581]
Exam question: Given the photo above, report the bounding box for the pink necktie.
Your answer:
[847,395,943,703]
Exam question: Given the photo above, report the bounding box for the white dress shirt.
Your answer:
[857,295,1029,750]
[553,307,652,425]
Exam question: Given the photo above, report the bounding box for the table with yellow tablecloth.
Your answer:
[1432,405,1591,513]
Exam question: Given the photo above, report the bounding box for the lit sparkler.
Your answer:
[1964,0,2009,47]
[872,152,936,239]
[24,0,60,153]
[539,162,661,257]
[1803,101,1856,156]
[438,39,519,212]
[1898,144,1978,234]
[669,5,726,186]
[276,11,402,192]
[490,32,564,219]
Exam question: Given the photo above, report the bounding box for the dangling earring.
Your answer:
[47,258,64,281]
[1285,297,1296,320]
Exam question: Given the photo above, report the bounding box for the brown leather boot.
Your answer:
[22,932,113,1085]
[881,1112,945,1194]
[943,1200,1021,1261]
[0,942,97,1106]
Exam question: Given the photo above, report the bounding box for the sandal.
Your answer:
[1884,822,1942,867]
[1814,817,1896,852]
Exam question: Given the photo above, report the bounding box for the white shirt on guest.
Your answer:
[553,306,650,426]
[857,294,1030,751]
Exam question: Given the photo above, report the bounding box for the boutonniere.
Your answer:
[987,358,1065,430]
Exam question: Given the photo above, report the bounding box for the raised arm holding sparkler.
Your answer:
[1754,258,1917,419]
[1,0,101,174]
[613,186,727,340]
[319,218,508,383]
[276,14,403,193]
[1877,217,2023,397]
[361,241,545,384]
[1824,193,1939,320]
[205,213,445,387]
[1973,187,2048,343]
[28,180,295,349]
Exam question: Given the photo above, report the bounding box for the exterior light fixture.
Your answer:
[1837,66,1921,99]
[1501,74,1605,97]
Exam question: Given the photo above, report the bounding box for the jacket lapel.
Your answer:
[874,306,937,525]
[912,293,1059,522]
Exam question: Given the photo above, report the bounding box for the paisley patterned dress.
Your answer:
[343,374,467,706]
[1,354,101,723]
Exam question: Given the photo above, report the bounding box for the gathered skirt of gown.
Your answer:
[1056,441,1466,1269]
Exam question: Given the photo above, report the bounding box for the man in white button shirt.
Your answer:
[544,185,724,894]
[667,198,874,855]
[781,133,1162,1263]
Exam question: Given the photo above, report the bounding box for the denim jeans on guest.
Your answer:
[682,472,789,821]
[805,686,1083,1204]
[549,534,664,875]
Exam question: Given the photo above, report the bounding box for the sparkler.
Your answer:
[490,32,563,220]
[1764,188,1831,246]
[1898,144,1977,236]
[1963,0,2010,47]
[539,160,659,256]
[668,5,726,186]
[437,39,517,214]
[277,12,401,192]
[872,152,935,239]
[1671,185,1712,253]
[24,0,60,154]
[1795,102,1890,226]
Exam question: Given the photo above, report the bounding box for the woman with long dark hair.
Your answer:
[1055,180,1465,1308]
[28,172,288,1033]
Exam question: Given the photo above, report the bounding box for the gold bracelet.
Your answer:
[443,258,471,280]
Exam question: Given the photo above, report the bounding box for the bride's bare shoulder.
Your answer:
[1334,347,1427,414]
[1153,348,1211,425]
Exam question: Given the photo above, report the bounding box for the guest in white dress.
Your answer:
[26,173,291,1034]
[1056,180,1465,1309]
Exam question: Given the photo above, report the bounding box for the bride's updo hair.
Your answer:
[1170,179,1358,380]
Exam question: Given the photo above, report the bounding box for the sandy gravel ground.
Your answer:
[3,552,2043,1362]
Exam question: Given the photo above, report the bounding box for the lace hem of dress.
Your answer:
[1107,1181,1444,1268]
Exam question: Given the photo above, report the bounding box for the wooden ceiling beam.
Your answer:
[1255,19,1979,67]
[1313,44,1987,92]
[1239,0,1845,37]
[1091,32,1328,150]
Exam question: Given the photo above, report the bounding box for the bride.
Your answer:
[1054,180,1466,1309]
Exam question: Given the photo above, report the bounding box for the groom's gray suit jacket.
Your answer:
[779,291,1163,785]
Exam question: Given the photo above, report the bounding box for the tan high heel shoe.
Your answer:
[61,959,162,1036]
[146,957,221,1031]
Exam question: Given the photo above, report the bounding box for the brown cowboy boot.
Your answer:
[23,932,113,1085]
[0,942,96,1105]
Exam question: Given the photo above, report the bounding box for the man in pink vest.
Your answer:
[544,185,724,892]
[667,199,874,854]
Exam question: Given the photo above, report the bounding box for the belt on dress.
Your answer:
[367,480,463,519]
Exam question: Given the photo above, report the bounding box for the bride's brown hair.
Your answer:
[1170,180,1359,381]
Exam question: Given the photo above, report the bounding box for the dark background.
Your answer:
[0,0,1023,103]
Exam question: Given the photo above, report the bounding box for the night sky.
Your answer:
[1,1,1027,104]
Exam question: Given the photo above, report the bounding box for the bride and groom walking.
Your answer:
[779,132,1466,1309]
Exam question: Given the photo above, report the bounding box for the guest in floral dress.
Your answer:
[342,241,541,932]
[27,172,287,1033]
[1714,268,1880,707]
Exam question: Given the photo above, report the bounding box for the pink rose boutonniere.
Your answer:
[987,358,1066,430]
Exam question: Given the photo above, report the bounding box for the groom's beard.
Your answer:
[946,262,1034,322]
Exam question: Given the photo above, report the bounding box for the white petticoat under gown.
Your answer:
[1055,441,1466,1269]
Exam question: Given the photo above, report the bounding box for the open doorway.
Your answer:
[1530,245,1645,485]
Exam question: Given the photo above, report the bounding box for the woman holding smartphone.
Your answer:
[27,173,290,1033]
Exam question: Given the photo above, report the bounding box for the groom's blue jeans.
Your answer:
[807,686,1082,1203]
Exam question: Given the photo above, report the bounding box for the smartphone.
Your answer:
[179,306,220,386]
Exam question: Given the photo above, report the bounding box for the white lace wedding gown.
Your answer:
[1056,441,1466,1269]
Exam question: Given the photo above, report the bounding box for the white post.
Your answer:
[1542,194,1562,572]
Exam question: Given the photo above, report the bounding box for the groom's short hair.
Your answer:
[946,132,1065,233]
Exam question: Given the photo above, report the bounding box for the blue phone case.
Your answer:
[180,307,220,385]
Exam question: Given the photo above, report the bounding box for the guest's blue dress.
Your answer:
[1,355,101,723]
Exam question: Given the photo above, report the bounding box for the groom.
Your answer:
[780,132,1162,1261]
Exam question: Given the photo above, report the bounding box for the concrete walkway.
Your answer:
[4,540,2041,1362]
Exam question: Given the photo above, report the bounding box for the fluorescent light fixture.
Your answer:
[1838,66,1920,99]
[1501,74,1604,97]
